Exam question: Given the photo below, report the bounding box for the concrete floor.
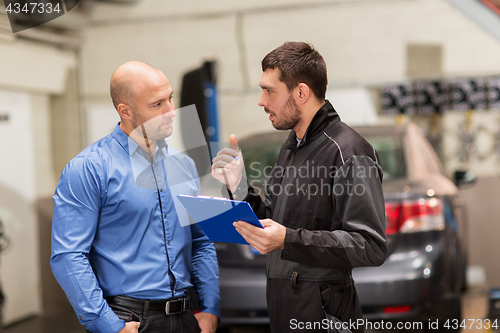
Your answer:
[458,291,490,333]
[3,307,82,333]
[2,290,490,333]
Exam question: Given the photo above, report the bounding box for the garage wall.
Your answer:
[0,39,75,94]
[32,94,57,198]
[84,0,500,141]
[461,177,500,288]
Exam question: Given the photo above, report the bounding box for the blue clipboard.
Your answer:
[176,194,263,245]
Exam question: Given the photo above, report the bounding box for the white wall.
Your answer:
[0,89,41,324]
[326,88,378,127]
[32,93,57,197]
[83,0,500,143]
[0,39,76,94]
[86,104,119,145]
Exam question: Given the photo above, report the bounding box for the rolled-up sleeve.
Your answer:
[50,156,124,333]
[190,223,221,318]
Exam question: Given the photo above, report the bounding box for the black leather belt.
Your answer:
[106,295,190,315]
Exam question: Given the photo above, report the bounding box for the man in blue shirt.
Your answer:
[51,61,220,333]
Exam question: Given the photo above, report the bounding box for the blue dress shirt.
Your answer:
[51,124,220,333]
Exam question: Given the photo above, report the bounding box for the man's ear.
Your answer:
[117,103,132,120]
[296,83,311,105]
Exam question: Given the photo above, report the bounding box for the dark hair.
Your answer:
[261,42,327,100]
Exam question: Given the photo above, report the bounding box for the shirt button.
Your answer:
[170,265,173,269]
[164,214,167,218]
[160,189,163,192]
[167,240,170,244]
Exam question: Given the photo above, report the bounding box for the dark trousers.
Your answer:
[85,298,201,333]
[267,278,364,333]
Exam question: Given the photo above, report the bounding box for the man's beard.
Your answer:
[267,94,301,131]
[132,112,173,143]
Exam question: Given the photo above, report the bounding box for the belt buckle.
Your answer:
[165,298,183,315]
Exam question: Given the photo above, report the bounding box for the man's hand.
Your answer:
[233,219,286,254]
[211,134,243,193]
[118,321,140,333]
[194,312,218,333]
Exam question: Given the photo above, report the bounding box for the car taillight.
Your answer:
[385,198,444,235]
[383,305,412,314]
[385,202,402,235]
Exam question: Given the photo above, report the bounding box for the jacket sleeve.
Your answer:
[229,178,273,220]
[281,155,387,269]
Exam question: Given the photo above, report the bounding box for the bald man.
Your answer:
[51,61,220,333]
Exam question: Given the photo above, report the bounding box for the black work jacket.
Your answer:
[238,100,388,283]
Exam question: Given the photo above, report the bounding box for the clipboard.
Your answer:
[176,194,263,245]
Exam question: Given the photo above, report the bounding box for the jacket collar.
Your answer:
[283,100,340,150]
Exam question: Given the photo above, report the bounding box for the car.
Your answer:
[214,123,476,331]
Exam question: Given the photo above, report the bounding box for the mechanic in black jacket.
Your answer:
[212,42,387,333]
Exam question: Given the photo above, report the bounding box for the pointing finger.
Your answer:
[229,134,239,151]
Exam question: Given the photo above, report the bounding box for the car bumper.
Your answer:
[353,236,455,321]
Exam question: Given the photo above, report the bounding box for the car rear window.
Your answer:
[364,136,406,180]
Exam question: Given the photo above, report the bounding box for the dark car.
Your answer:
[214,123,476,331]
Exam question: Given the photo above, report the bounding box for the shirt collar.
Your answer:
[111,123,169,157]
